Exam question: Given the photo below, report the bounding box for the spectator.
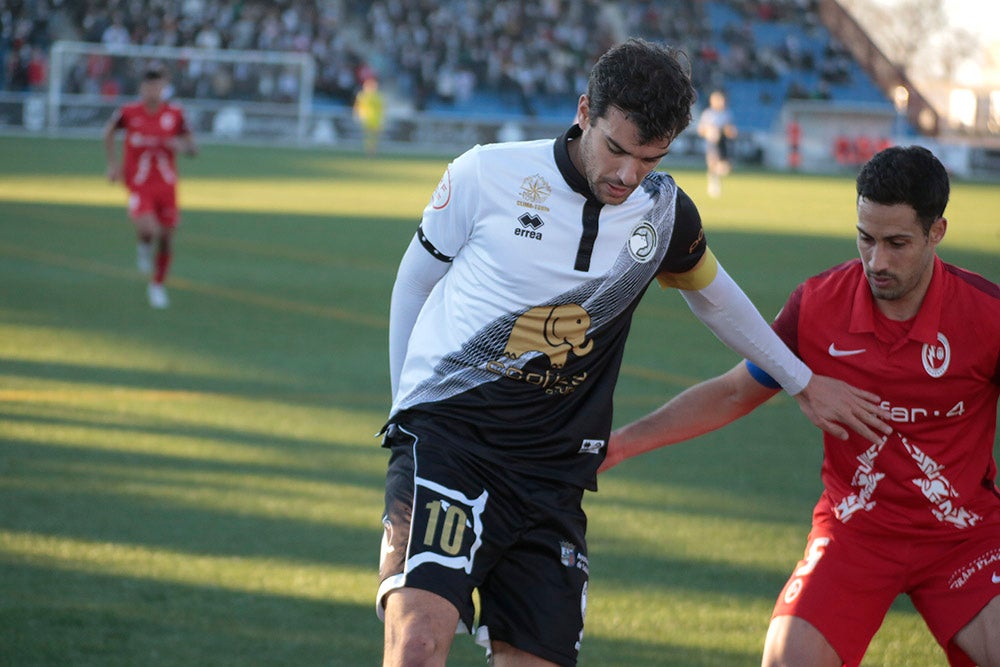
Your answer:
[1,0,865,124]
[26,45,45,91]
[194,21,221,50]
[7,44,29,91]
[101,12,130,46]
[353,76,384,155]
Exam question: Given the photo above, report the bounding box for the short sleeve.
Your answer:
[418,145,482,259]
[771,283,804,355]
[658,188,707,275]
[175,107,189,134]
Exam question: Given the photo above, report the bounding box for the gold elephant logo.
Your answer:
[503,304,594,368]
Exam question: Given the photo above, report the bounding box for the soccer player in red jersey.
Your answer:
[602,145,999,666]
[104,64,197,309]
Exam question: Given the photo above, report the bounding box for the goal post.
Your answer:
[47,41,315,142]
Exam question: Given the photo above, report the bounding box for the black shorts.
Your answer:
[717,134,730,160]
[378,421,589,666]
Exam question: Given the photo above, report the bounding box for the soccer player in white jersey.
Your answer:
[378,38,890,667]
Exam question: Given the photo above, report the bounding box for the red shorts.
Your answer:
[772,511,1000,666]
[128,182,179,227]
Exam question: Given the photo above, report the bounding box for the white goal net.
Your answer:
[46,41,315,142]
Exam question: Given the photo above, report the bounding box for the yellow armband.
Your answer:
[657,248,719,291]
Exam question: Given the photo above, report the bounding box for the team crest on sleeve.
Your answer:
[431,167,452,210]
[627,221,657,263]
[921,332,950,378]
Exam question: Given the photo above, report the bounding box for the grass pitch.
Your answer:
[0,134,997,666]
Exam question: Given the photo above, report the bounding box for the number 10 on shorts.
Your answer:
[409,476,488,575]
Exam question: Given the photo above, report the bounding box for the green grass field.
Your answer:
[0,134,997,666]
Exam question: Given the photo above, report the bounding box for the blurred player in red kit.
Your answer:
[104,64,197,309]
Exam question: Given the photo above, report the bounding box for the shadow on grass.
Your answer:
[2,558,764,666]
[0,432,383,568]
[0,563,382,667]
[589,548,788,603]
[1,358,325,404]
[579,637,755,667]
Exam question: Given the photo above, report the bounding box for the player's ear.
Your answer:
[575,95,590,129]
[929,217,946,246]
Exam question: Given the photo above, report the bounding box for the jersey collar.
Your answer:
[850,255,944,346]
[907,256,945,344]
[554,124,599,202]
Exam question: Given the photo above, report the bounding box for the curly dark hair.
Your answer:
[856,145,950,234]
[586,38,696,144]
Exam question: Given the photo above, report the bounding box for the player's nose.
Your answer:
[617,158,642,186]
[866,243,890,272]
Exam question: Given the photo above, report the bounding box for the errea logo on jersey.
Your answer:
[514,212,544,241]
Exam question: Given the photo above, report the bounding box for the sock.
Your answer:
[154,237,173,284]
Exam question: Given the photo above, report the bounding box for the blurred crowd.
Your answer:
[1,0,855,114]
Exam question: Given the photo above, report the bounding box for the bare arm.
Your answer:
[175,130,198,157]
[601,363,777,473]
[600,364,889,473]
[103,114,121,182]
[665,256,890,444]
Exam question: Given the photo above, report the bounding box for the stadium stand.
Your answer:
[0,0,889,132]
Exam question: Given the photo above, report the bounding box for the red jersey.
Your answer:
[772,257,1000,537]
[113,101,189,189]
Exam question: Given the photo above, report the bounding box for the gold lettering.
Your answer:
[483,360,588,395]
[525,372,545,385]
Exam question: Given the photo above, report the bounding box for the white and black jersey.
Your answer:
[389,125,707,490]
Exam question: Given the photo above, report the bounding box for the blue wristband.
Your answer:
[745,360,782,389]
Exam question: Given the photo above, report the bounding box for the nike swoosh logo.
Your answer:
[828,343,867,357]
[993,572,1000,584]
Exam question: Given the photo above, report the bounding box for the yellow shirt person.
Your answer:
[354,78,385,156]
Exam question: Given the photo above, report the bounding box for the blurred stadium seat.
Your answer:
[1,0,891,132]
